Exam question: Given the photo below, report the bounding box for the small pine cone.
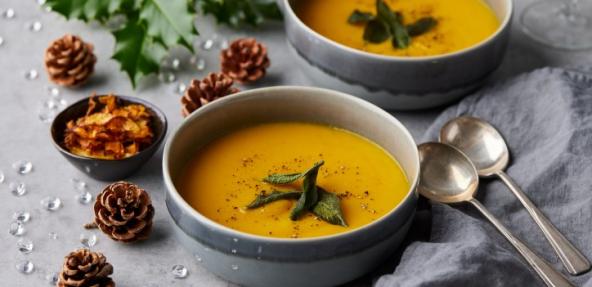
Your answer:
[45,34,97,86]
[58,248,114,287]
[220,38,270,83]
[181,72,240,117]
[93,181,154,243]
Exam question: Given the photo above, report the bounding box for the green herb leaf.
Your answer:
[348,10,374,24]
[199,0,282,27]
[312,188,347,227]
[140,0,198,52]
[111,19,167,88]
[246,190,301,209]
[263,161,325,184]
[392,23,410,49]
[290,161,324,220]
[406,17,437,37]
[363,19,390,43]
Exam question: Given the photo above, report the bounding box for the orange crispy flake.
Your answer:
[64,94,154,160]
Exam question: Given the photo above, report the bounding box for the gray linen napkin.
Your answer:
[375,67,592,287]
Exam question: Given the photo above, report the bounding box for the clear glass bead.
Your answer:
[48,232,58,240]
[9,182,27,196]
[77,191,93,204]
[12,211,30,223]
[40,196,62,211]
[17,238,34,254]
[158,71,176,83]
[38,109,57,123]
[0,170,4,183]
[189,56,206,71]
[37,0,47,5]
[70,178,87,191]
[231,264,239,271]
[28,21,43,32]
[171,58,181,70]
[80,233,97,248]
[9,221,25,236]
[0,36,4,47]
[45,272,58,285]
[219,38,230,50]
[201,39,214,50]
[16,260,34,274]
[47,86,60,97]
[12,160,33,174]
[174,82,186,95]
[24,69,38,80]
[171,264,188,279]
[2,8,15,19]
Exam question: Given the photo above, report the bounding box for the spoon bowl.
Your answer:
[418,142,479,203]
[440,116,509,177]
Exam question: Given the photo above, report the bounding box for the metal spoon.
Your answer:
[418,142,573,287]
[440,116,591,275]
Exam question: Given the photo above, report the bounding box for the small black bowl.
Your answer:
[50,95,168,181]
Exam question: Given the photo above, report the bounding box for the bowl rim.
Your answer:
[50,94,168,162]
[163,86,420,244]
[282,0,514,62]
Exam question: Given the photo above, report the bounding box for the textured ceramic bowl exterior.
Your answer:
[51,96,167,181]
[279,0,513,110]
[163,87,420,287]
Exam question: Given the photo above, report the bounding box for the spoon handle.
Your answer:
[468,198,574,287]
[496,171,591,275]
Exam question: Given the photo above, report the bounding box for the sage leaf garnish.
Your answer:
[247,160,348,227]
[290,161,323,220]
[246,190,302,209]
[312,188,347,227]
[364,19,390,43]
[348,10,374,24]
[406,17,438,37]
[349,0,436,49]
[263,161,324,184]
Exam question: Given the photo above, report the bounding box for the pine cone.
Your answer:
[92,181,154,243]
[58,248,114,287]
[221,38,270,83]
[181,72,239,117]
[45,34,97,86]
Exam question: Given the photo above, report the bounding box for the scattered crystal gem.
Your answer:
[12,160,33,174]
[16,260,34,274]
[37,0,47,5]
[202,39,214,50]
[38,109,57,123]
[189,56,206,71]
[47,86,60,97]
[174,82,186,95]
[0,36,4,47]
[171,265,188,279]
[231,264,239,271]
[0,170,4,183]
[12,211,30,223]
[77,191,92,204]
[159,71,176,83]
[171,58,181,70]
[9,182,27,196]
[219,38,230,50]
[2,8,15,19]
[25,69,39,80]
[17,238,34,254]
[45,272,58,285]
[28,21,43,32]
[194,254,202,262]
[48,232,58,240]
[41,196,62,211]
[80,233,97,248]
[70,178,87,191]
[9,221,25,236]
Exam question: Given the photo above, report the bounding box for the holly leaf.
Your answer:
[111,20,166,88]
[199,0,282,27]
[140,0,198,52]
[46,0,128,22]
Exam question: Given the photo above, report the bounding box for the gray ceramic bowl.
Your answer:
[278,0,513,110]
[163,86,420,287]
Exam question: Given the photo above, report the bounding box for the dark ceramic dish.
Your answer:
[50,95,167,181]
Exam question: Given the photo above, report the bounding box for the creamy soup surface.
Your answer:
[295,0,500,57]
[178,122,410,238]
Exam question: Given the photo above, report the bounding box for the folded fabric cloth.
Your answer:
[375,67,592,287]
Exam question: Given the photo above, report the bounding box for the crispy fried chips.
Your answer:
[64,95,154,160]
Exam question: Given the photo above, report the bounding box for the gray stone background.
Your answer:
[0,0,590,286]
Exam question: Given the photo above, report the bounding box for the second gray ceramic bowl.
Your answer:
[278,0,513,110]
[163,86,420,287]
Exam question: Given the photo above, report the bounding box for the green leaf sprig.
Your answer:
[348,0,437,49]
[45,0,281,88]
[247,161,348,227]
